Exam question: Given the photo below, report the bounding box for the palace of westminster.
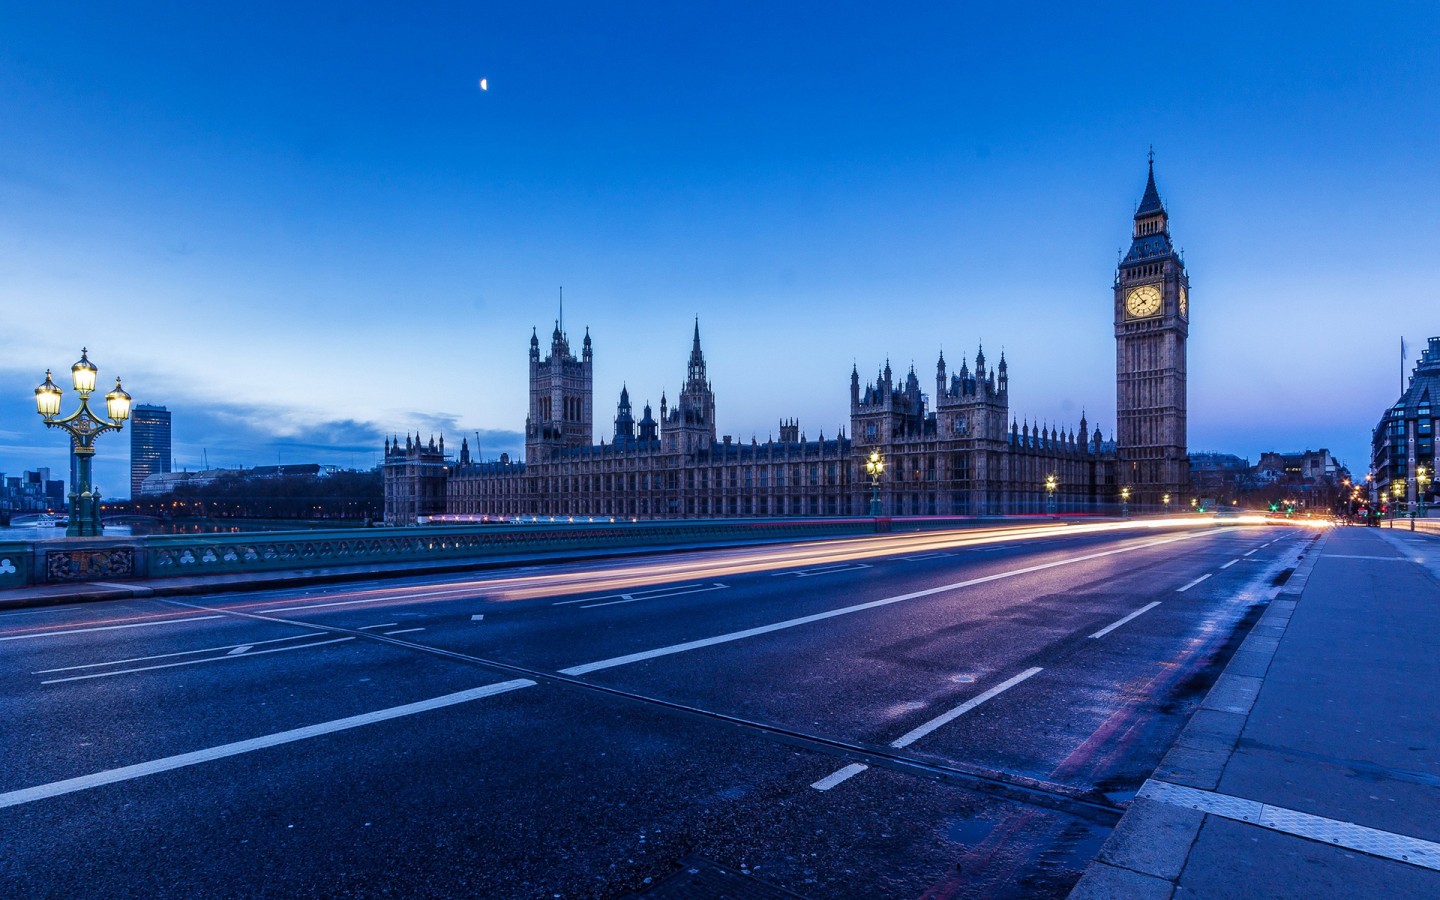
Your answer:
[384,162,1190,524]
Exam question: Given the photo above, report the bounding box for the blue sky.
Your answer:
[2,3,1437,496]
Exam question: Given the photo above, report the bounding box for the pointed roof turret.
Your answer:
[1136,150,1164,217]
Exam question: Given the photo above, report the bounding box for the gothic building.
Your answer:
[384,162,1190,522]
[1114,155,1190,505]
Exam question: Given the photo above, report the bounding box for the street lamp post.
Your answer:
[34,349,132,537]
[1390,479,1405,530]
[865,449,886,517]
[1120,486,1131,519]
[1162,493,1171,516]
[1411,466,1422,529]
[1045,474,1058,516]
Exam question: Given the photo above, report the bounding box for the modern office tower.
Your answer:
[130,404,172,499]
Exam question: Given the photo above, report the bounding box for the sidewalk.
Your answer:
[1071,526,1440,898]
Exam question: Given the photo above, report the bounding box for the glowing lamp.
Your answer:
[71,348,98,394]
[105,377,133,422]
[35,370,62,418]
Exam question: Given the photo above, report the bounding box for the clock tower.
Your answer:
[1115,155,1189,508]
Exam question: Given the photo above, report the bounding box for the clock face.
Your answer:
[1125,284,1162,318]
[1179,284,1188,317]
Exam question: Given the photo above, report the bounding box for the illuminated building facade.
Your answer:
[129,404,172,500]
[384,164,1193,523]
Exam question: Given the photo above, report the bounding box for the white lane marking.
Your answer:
[33,632,328,673]
[1221,559,1239,569]
[1177,574,1212,593]
[1325,554,1410,562]
[0,616,224,642]
[578,583,729,609]
[226,646,252,656]
[1243,549,1258,557]
[382,628,425,636]
[471,614,485,622]
[899,552,956,562]
[770,563,872,578]
[560,532,1210,677]
[553,583,706,606]
[1141,779,1440,871]
[811,763,869,791]
[1090,602,1162,639]
[41,638,356,684]
[0,680,536,809]
[890,668,1043,749]
[265,588,473,615]
[358,623,399,630]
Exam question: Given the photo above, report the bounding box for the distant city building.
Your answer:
[0,468,66,513]
[385,163,1190,523]
[1373,336,1438,506]
[1254,449,1344,486]
[1188,452,1251,501]
[140,463,329,496]
[130,404,172,499]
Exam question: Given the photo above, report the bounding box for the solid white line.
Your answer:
[811,763,869,791]
[358,623,399,630]
[890,668,1043,749]
[33,631,328,673]
[1141,779,1440,871]
[265,588,473,615]
[41,638,356,684]
[1176,574,1211,593]
[560,533,1209,677]
[1325,554,1409,562]
[382,628,425,636]
[1090,602,1162,639]
[0,616,224,642]
[1221,559,1239,569]
[554,584,705,606]
[0,680,536,809]
[578,583,729,609]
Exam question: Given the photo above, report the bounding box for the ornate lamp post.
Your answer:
[1045,474,1058,516]
[34,349,132,537]
[865,450,886,517]
[1190,497,1198,513]
[1390,479,1405,529]
[1120,486,1131,519]
[1410,466,1430,532]
[1162,493,1171,516]
[1418,466,1431,524]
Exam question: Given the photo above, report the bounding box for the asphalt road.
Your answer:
[0,519,1316,898]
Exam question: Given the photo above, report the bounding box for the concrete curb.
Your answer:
[1068,529,1328,899]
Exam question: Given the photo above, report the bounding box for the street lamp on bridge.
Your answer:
[1414,466,1430,531]
[1162,493,1171,516]
[34,349,132,537]
[865,449,886,517]
[1045,474,1058,516]
[1390,479,1405,529]
[1120,486,1131,519]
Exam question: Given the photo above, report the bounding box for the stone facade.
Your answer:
[384,164,1190,523]
[1114,157,1190,505]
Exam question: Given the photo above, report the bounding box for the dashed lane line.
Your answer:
[0,680,537,809]
[560,531,1213,677]
[0,616,225,642]
[891,667,1044,749]
[1220,559,1240,569]
[810,763,869,791]
[1090,602,1162,639]
[32,631,329,674]
[1177,574,1212,593]
[40,637,356,684]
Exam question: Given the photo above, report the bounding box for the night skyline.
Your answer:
[3,4,1437,495]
